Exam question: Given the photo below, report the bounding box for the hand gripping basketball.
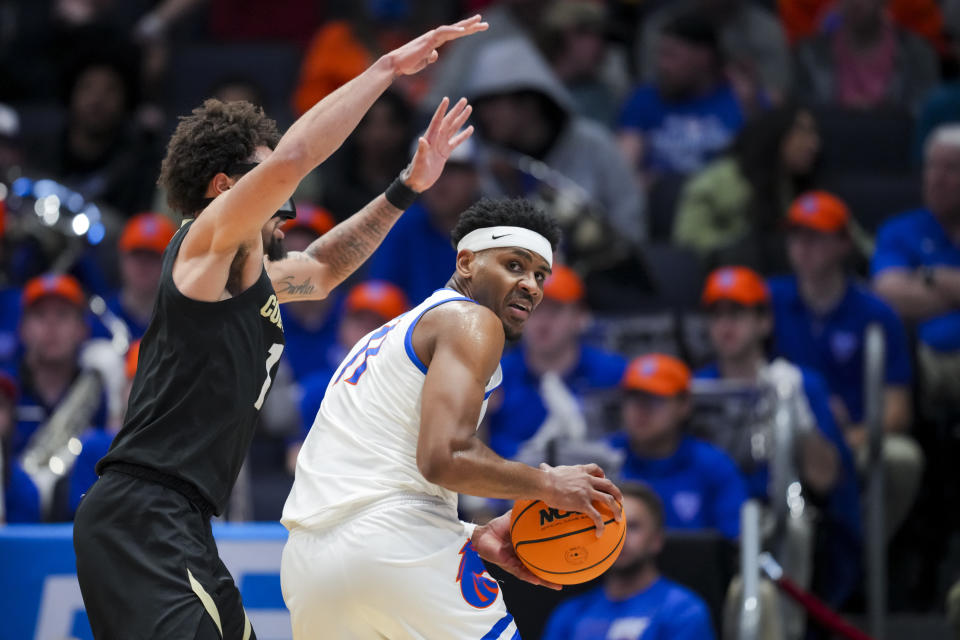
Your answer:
[538,463,623,536]
[500,464,626,586]
[510,465,626,585]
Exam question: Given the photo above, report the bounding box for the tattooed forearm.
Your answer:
[303,194,403,284]
[277,275,316,296]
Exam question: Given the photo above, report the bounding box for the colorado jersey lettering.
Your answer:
[282,288,502,532]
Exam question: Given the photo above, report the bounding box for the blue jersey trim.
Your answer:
[481,613,515,640]
[483,382,501,400]
[403,295,475,374]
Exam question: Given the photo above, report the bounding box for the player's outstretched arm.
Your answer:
[183,16,487,269]
[415,303,623,535]
[269,97,475,302]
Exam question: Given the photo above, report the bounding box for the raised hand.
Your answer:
[402,96,474,193]
[471,511,563,590]
[386,15,488,77]
[539,463,623,537]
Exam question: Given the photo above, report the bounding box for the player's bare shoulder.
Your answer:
[412,299,505,371]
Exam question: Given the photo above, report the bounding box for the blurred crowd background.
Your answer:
[3,0,960,637]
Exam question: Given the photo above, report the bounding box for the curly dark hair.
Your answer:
[450,198,561,250]
[158,99,281,216]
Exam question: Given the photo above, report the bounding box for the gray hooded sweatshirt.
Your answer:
[464,37,648,245]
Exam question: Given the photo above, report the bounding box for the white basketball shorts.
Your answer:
[281,495,520,640]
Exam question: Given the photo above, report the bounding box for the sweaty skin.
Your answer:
[410,246,623,589]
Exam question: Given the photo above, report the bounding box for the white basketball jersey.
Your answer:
[281,289,503,532]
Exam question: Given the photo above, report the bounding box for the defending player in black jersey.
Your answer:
[72,16,486,640]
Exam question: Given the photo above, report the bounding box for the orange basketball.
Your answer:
[510,499,626,585]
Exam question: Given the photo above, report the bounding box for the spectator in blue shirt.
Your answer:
[543,480,715,640]
[618,12,745,185]
[0,285,22,368]
[772,190,923,537]
[276,204,343,381]
[1,371,41,523]
[872,124,960,409]
[286,280,410,474]
[698,266,861,605]
[366,137,479,304]
[486,265,627,460]
[94,213,177,341]
[10,274,108,457]
[607,353,746,540]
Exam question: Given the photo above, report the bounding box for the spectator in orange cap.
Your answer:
[769,192,922,539]
[0,371,41,523]
[96,213,176,340]
[9,274,108,459]
[695,265,862,605]
[486,264,627,460]
[277,203,343,382]
[288,280,410,474]
[605,353,746,539]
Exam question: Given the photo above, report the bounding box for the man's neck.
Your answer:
[797,269,847,315]
[692,74,722,99]
[120,288,157,325]
[68,127,113,163]
[630,431,682,460]
[524,342,580,377]
[718,351,766,381]
[605,564,660,601]
[447,276,474,301]
[934,209,960,246]
[842,14,885,47]
[26,358,77,406]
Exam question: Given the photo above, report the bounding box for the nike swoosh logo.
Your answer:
[491,233,511,239]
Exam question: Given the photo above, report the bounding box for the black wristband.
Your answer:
[384,176,419,210]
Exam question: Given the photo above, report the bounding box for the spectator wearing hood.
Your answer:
[466,37,647,245]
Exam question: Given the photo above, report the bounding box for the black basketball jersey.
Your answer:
[98,220,285,514]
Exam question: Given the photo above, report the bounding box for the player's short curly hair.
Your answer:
[158,99,281,216]
[450,198,561,250]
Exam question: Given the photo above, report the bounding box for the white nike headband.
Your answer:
[456,226,554,268]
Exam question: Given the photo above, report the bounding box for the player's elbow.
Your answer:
[417,449,454,486]
[271,140,314,179]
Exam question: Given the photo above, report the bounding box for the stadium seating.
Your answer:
[819,170,922,233]
[814,107,915,174]
[163,43,301,133]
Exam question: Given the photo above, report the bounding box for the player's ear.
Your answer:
[208,172,234,197]
[455,249,476,279]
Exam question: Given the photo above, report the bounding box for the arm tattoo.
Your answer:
[303,195,403,284]
[277,275,316,296]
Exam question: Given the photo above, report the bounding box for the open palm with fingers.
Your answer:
[404,97,475,192]
[388,15,488,77]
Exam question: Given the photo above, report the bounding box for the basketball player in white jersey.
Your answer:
[281,198,623,639]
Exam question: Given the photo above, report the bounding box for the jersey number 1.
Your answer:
[254,343,284,410]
